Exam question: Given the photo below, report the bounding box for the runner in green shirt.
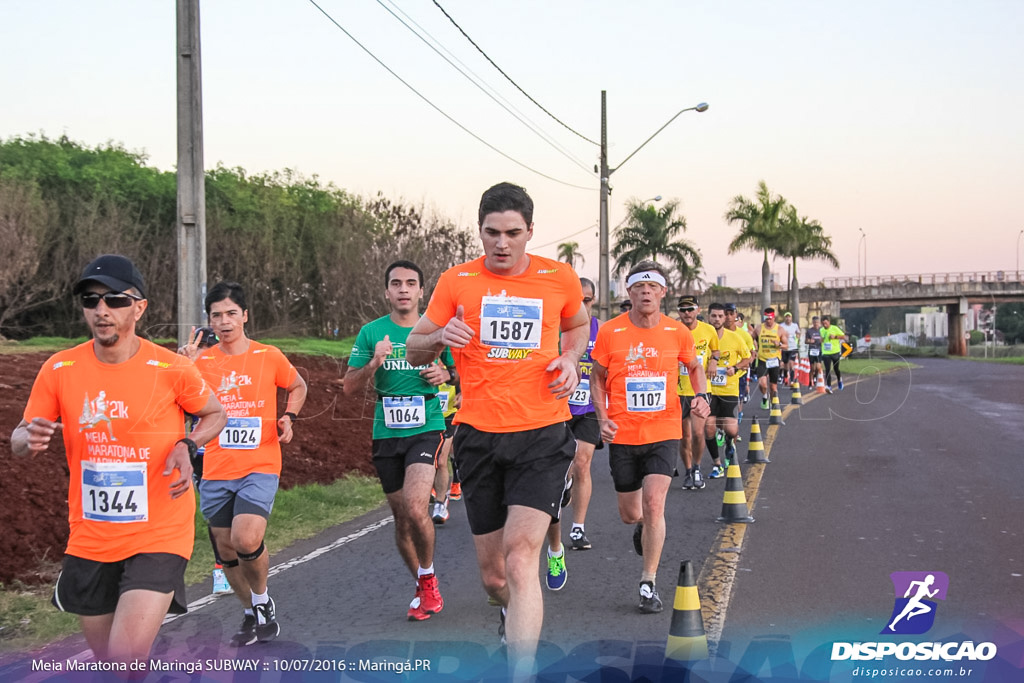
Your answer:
[344,260,454,622]
[819,315,847,393]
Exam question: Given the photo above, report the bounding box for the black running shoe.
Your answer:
[569,525,591,550]
[638,581,664,614]
[230,613,257,647]
[254,597,280,642]
[632,523,643,556]
[560,476,574,508]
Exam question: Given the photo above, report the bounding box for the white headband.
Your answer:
[625,271,667,288]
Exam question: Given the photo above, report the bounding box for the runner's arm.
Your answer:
[11,418,63,457]
[277,372,308,443]
[343,336,393,396]
[407,306,474,366]
[167,393,226,497]
[547,305,589,398]
[590,360,617,442]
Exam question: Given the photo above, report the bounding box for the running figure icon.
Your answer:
[888,574,939,631]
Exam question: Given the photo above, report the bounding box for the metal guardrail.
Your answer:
[820,271,1023,288]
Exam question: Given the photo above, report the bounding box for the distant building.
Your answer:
[906,307,947,339]
[716,274,727,287]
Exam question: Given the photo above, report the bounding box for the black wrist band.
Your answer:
[176,437,198,459]
[284,412,298,422]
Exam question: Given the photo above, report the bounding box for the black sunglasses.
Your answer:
[80,292,143,309]
[678,306,697,313]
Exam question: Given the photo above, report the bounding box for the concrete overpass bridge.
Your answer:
[717,271,1024,356]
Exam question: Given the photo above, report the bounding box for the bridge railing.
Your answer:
[820,271,1022,288]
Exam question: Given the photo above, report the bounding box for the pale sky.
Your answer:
[3,1,1022,289]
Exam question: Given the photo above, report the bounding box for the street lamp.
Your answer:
[598,93,708,319]
[1017,229,1023,282]
[858,228,867,284]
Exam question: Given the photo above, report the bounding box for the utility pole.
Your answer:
[176,0,207,347]
[597,92,708,321]
[598,91,611,321]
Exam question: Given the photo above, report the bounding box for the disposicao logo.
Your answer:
[882,571,948,635]
[831,571,998,663]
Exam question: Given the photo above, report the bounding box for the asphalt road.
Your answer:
[5,356,1022,681]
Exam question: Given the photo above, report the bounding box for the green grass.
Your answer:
[0,336,355,357]
[259,337,356,358]
[957,356,1024,365]
[836,358,915,375]
[1,475,384,654]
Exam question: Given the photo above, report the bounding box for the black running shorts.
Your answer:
[372,431,445,494]
[608,440,679,493]
[782,349,799,364]
[52,553,188,616]
[453,422,575,536]
[710,394,741,420]
[755,360,781,384]
[567,412,601,446]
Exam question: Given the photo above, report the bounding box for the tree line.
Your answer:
[0,135,480,340]
[558,181,840,319]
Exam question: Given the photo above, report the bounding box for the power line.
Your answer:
[534,222,599,250]
[376,0,594,176]
[306,0,594,191]
[432,0,599,147]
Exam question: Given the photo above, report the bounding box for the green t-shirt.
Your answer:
[349,316,453,439]
[821,325,845,356]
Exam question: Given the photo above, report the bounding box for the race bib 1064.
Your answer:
[81,461,147,523]
[219,417,261,449]
[626,376,667,412]
[383,396,426,429]
[480,295,543,349]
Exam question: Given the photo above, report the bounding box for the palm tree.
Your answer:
[556,241,584,270]
[612,198,702,307]
[776,205,839,325]
[725,180,789,312]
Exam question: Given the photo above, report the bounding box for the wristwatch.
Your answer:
[176,437,198,460]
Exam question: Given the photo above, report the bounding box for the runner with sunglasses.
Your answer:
[11,254,226,667]
[675,296,720,486]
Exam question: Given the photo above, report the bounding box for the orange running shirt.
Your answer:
[24,339,213,562]
[194,341,298,480]
[424,254,584,432]
[591,313,697,445]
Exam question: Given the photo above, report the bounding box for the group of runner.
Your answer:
[11,181,853,681]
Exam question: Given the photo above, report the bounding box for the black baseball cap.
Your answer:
[73,254,146,298]
[724,302,737,311]
[677,295,699,309]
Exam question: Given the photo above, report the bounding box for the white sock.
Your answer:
[418,565,434,577]
[572,523,585,532]
[251,589,269,606]
[548,545,564,558]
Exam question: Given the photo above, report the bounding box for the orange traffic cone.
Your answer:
[745,418,769,464]
[717,463,755,523]
[815,372,826,394]
[664,560,709,662]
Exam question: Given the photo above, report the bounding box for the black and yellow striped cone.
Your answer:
[745,418,769,464]
[717,463,755,523]
[769,395,784,425]
[790,382,803,405]
[664,560,709,662]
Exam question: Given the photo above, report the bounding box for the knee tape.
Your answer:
[221,558,240,568]
[236,541,265,562]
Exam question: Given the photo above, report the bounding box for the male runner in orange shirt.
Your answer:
[406,182,588,680]
[590,261,710,613]
[11,254,226,666]
[183,281,307,646]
